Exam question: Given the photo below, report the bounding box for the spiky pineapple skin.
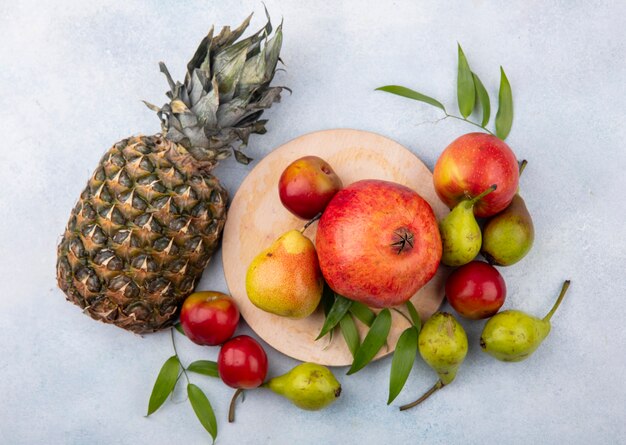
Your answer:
[56,135,228,333]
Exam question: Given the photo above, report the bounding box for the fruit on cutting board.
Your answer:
[246,230,323,318]
[279,156,343,219]
[439,185,496,266]
[55,14,285,333]
[445,261,506,319]
[433,133,519,218]
[481,160,535,266]
[218,335,268,389]
[263,363,341,410]
[481,280,570,362]
[179,291,240,346]
[316,179,441,308]
[400,312,468,410]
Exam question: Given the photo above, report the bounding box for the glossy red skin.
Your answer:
[316,179,442,308]
[180,292,240,346]
[279,156,343,219]
[445,261,506,320]
[218,335,268,389]
[433,133,519,218]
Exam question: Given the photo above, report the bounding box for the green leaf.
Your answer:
[388,326,419,404]
[321,284,335,316]
[147,356,181,416]
[376,85,446,112]
[174,323,186,336]
[405,301,421,331]
[347,309,392,375]
[339,313,360,358]
[457,44,475,118]
[495,66,513,140]
[472,72,491,127]
[316,294,353,340]
[349,302,376,327]
[320,286,337,344]
[187,360,219,378]
[187,383,218,443]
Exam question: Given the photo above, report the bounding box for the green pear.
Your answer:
[482,161,534,266]
[480,280,570,362]
[481,194,534,266]
[246,230,323,318]
[400,312,468,411]
[263,363,341,410]
[439,185,497,266]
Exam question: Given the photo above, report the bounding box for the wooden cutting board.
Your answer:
[222,129,450,366]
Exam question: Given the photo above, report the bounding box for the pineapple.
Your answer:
[56,12,284,334]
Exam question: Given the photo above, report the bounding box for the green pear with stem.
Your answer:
[480,280,571,362]
[262,363,341,411]
[439,185,497,266]
[228,362,340,422]
[481,160,534,266]
[400,312,468,411]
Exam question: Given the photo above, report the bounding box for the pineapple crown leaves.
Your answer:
[144,8,285,165]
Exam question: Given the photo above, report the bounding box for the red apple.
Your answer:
[279,156,343,219]
[180,291,240,346]
[445,261,506,319]
[218,335,268,389]
[433,133,519,218]
[316,179,442,308]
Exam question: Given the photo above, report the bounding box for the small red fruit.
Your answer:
[279,155,343,219]
[180,291,240,346]
[433,133,519,218]
[218,335,268,389]
[445,261,506,320]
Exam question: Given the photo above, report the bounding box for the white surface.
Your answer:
[1,1,625,444]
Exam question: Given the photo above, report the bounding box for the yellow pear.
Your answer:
[246,230,323,318]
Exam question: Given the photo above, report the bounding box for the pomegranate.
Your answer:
[316,179,441,308]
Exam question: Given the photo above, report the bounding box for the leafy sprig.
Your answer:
[317,286,379,359]
[349,301,376,326]
[316,292,353,340]
[316,287,423,405]
[347,309,392,374]
[147,355,181,416]
[388,325,418,404]
[377,43,514,140]
[146,328,220,443]
[495,67,513,139]
[387,301,421,404]
[339,313,360,357]
[187,384,218,441]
